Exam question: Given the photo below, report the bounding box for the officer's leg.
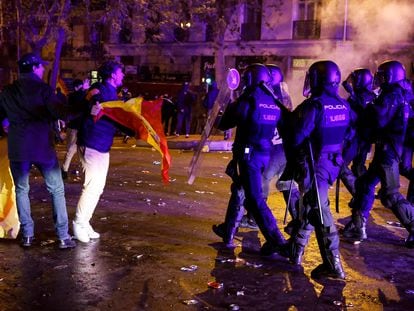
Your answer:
[379,161,414,248]
[352,139,371,177]
[261,146,279,200]
[399,145,412,179]
[340,165,356,196]
[311,224,345,279]
[343,163,379,240]
[341,138,357,195]
[212,182,245,247]
[286,203,313,265]
[240,154,286,255]
[407,181,414,204]
[309,162,345,279]
[400,146,414,203]
[311,170,345,279]
[277,163,301,235]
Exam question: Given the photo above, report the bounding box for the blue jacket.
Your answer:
[77,82,120,153]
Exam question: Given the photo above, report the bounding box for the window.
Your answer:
[241,0,262,41]
[298,0,320,21]
[293,0,321,39]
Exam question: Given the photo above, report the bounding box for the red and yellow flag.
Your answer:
[98,97,171,183]
[0,138,20,239]
[57,77,69,96]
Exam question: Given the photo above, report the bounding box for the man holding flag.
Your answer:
[73,60,130,243]
[73,60,171,243]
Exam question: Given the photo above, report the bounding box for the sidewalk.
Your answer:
[125,134,234,151]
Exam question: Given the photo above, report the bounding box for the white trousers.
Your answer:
[62,128,78,172]
[75,146,109,224]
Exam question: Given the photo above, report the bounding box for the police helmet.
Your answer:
[303,60,341,97]
[374,60,406,88]
[242,63,271,88]
[265,64,284,87]
[352,68,373,91]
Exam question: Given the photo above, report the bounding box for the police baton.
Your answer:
[335,177,340,213]
[308,140,324,226]
[283,176,295,225]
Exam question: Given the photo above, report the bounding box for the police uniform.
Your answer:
[284,60,349,280]
[344,72,414,248]
[340,87,376,195]
[215,65,286,251]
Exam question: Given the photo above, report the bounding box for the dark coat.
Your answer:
[0,73,67,162]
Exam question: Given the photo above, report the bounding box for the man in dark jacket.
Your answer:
[0,52,76,249]
[73,60,129,243]
[174,82,196,138]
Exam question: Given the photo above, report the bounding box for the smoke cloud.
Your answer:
[287,0,414,106]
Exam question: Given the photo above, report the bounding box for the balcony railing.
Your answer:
[293,20,321,39]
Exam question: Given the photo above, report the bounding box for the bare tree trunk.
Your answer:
[49,27,65,89]
[15,0,21,63]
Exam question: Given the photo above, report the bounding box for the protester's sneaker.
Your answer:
[73,221,90,243]
[86,224,100,239]
[20,236,34,248]
[58,238,76,249]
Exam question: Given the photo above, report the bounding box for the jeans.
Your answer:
[9,158,70,240]
[75,146,109,225]
[175,109,191,135]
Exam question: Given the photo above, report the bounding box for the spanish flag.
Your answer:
[57,77,70,96]
[97,97,171,183]
[0,138,20,239]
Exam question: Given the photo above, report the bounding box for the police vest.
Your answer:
[244,89,281,151]
[316,96,350,153]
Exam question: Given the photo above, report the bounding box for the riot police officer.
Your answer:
[283,60,350,280]
[239,64,299,232]
[343,60,414,248]
[212,63,286,252]
[398,80,414,202]
[340,69,376,196]
[265,64,300,234]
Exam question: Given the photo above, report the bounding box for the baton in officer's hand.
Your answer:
[308,140,324,225]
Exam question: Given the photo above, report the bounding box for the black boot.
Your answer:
[287,240,305,265]
[260,225,288,257]
[284,219,300,236]
[405,232,414,248]
[342,211,367,241]
[212,223,237,248]
[286,227,311,264]
[311,249,345,280]
[313,227,345,280]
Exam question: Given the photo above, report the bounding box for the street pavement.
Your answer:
[0,136,414,310]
